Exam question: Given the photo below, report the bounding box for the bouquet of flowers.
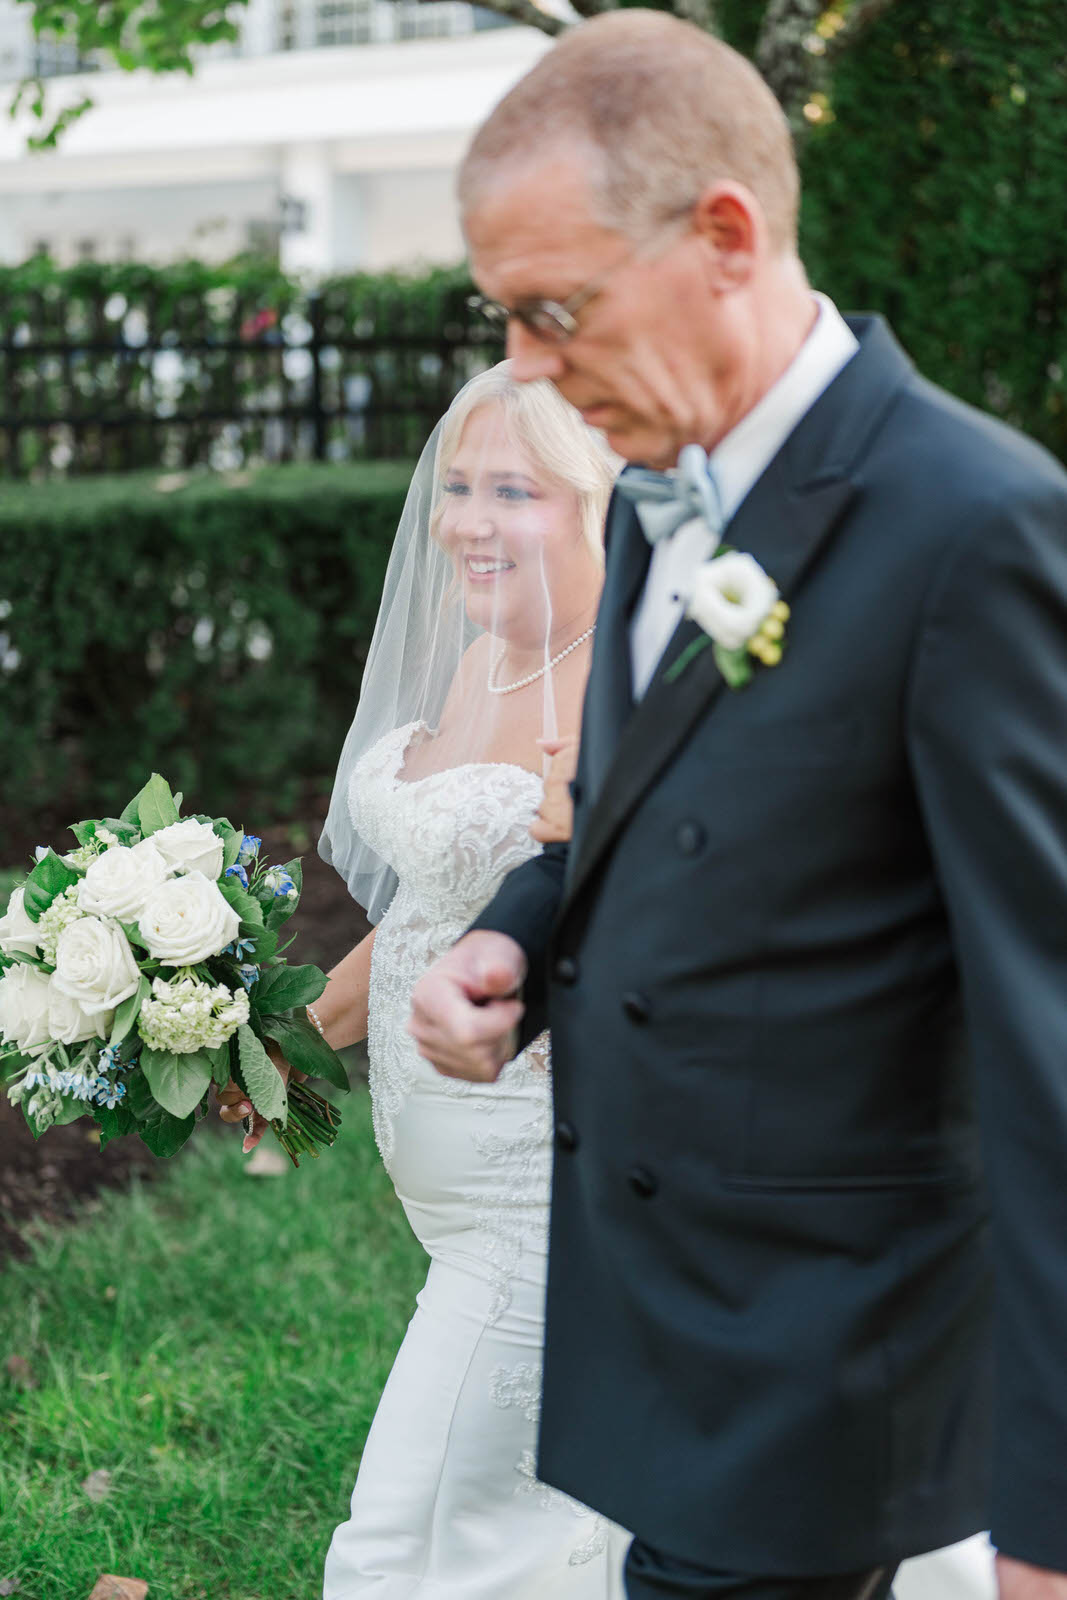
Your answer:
[0,774,348,1165]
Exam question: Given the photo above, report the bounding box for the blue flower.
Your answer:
[97,1044,122,1072]
[223,936,257,960]
[225,863,250,890]
[94,1078,126,1109]
[238,964,259,990]
[264,868,296,899]
[237,834,262,866]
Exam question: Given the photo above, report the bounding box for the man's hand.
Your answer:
[997,1556,1067,1600]
[409,931,527,1082]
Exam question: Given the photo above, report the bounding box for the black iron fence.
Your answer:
[0,262,503,478]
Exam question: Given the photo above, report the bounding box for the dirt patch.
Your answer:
[0,799,368,1267]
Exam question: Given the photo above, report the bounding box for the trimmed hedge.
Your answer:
[0,462,412,851]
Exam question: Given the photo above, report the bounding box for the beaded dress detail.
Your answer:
[323,721,626,1599]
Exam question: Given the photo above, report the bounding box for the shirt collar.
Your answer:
[710,293,859,523]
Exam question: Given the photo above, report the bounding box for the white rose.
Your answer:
[0,886,41,957]
[150,819,225,881]
[46,980,114,1047]
[0,963,53,1055]
[687,551,779,652]
[52,916,142,1012]
[78,839,172,923]
[139,871,241,966]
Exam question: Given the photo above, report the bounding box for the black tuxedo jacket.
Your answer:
[471,317,1067,1575]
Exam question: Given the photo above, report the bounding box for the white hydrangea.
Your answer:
[62,826,121,871]
[138,975,250,1055]
[64,843,99,870]
[37,886,89,963]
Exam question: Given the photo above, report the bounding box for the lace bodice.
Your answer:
[348,721,553,1316]
[349,721,546,935]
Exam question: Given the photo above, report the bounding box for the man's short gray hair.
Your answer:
[459,9,799,256]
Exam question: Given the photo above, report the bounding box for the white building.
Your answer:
[0,0,553,273]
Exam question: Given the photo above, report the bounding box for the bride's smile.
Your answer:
[436,402,603,656]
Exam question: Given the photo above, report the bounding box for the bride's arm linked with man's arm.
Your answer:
[219,927,377,1149]
[408,842,566,1084]
[409,734,580,1082]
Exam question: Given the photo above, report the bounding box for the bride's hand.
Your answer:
[217,1043,299,1154]
[531,736,580,845]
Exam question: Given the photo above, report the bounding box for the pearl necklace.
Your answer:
[488,624,597,695]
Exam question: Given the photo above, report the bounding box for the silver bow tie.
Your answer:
[616,443,724,546]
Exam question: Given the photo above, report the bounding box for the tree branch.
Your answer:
[417,0,565,34]
[568,0,615,17]
[754,0,825,130]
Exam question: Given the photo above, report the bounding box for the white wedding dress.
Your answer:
[323,721,629,1599]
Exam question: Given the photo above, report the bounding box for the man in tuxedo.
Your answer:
[409,12,1067,1600]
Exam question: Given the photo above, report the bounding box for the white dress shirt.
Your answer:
[629,294,860,698]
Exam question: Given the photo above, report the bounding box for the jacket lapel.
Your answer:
[563,315,911,915]
[578,486,650,808]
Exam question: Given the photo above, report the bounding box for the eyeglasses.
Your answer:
[467,213,692,346]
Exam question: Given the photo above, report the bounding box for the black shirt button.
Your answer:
[556,1121,579,1153]
[628,1166,659,1199]
[569,780,583,805]
[621,991,651,1024]
[554,956,578,986]
[675,820,706,857]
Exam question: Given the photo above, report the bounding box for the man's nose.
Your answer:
[506,319,567,383]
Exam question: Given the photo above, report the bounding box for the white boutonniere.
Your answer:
[666,549,790,690]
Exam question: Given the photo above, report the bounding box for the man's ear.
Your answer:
[691,181,762,289]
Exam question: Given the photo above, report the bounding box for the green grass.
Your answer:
[0,1086,426,1600]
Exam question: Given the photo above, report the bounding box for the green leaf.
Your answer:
[255,962,326,1015]
[218,824,243,872]
[22,850,79,922]
[125,1068,156,1121]
[219,876,264,927]
[94,1102,136,1149]
[141,1048,213,1119]
[69,819,99,847]
[713,641,754,690]
[133,773,181,837]
[51,1093,87,1128]
[110,974,150,1049]
[236,1024,288,1121]
[204,1040,233,1088]
[138,1103,195,1158]
[245,926,278,964]
[259,1015,350,1094]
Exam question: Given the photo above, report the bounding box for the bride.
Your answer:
[234,363,630,1596]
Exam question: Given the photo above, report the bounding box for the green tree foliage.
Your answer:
[11,0,250,146]
[797,0,1067,464]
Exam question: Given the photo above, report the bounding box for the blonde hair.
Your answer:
[433,363,621,558]
[459,10,799,256]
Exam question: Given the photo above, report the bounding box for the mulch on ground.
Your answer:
[0,801,368,1267]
